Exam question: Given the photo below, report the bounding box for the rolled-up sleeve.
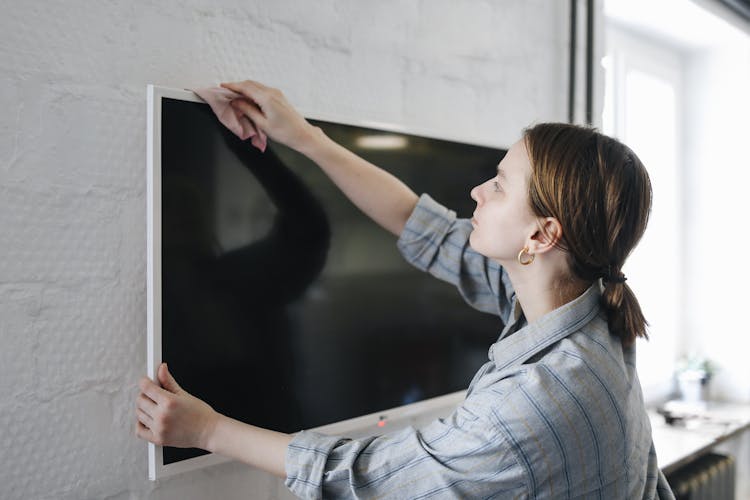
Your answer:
[396,193,514,320]
[284,393,529,499]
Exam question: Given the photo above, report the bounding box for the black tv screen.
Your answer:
[157,95,506,465]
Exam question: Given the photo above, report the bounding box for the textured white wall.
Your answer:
[0,1,572,498]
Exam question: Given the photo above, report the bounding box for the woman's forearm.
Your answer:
[206,413,293,479]
[296,126,419,237]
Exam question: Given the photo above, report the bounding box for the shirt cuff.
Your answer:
[284,429,350,499]
[396,193,457,272]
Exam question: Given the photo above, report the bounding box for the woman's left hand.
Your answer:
[135,363,219,451]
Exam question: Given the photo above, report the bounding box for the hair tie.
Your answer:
[602,266,627,284]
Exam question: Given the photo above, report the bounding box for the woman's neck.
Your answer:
[507,267,589,325]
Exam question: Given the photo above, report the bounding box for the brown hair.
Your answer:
[522,122,652,347]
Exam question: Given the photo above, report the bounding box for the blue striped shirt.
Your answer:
[285,194,675,499]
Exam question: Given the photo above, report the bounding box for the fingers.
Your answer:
[136,393,158,416]
[139,376,169,406]
[135,418,160,445]
[135,391,162,444]
[135,376,172,445]
[136,406,154,426]
[230,99,267,128]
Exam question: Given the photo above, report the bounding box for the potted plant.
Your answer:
[675,355,716,403]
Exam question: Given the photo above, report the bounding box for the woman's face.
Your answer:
[469,139,539,263]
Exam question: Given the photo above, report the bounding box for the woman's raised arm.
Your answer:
[221,80,418,236]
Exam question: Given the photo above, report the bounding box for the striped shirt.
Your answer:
[285,194,675,499]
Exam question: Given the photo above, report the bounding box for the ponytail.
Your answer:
[601,281,648,347]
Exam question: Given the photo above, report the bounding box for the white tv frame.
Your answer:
[146,84,504,480]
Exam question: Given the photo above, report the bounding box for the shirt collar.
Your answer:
[489,283,602,370]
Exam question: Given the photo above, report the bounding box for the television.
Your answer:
[146,85,508,479]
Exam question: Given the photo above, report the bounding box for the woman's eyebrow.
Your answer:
[496,166,507,180]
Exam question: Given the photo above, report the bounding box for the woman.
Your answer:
[135,80,675,499]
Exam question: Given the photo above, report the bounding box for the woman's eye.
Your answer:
[493,181,501,192]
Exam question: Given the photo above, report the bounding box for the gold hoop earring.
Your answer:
[517,247,535,265]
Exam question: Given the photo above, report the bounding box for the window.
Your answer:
[602,25,682,400]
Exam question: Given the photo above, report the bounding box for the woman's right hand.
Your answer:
[220,80,320,153]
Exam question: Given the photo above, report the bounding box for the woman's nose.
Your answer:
[470,184,481,203]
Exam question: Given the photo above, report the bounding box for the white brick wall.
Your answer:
[0,1,574,498]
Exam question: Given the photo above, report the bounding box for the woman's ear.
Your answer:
[528,217,563,254]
